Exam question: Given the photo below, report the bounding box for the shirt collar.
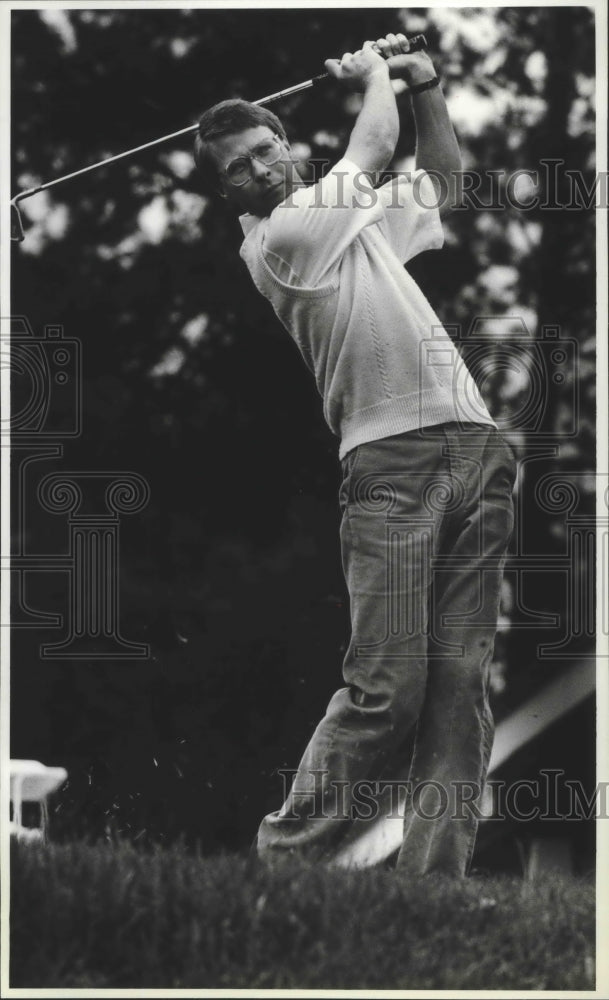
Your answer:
[238,180,305,235]
[239,213,261,236]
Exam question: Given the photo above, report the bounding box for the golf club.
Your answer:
[10,34,427,243]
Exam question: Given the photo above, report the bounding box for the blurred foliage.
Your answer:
[10,7,596,850]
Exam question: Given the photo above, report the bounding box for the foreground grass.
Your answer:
[11,840,594,990]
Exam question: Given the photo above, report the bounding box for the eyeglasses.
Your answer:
[222,135,285,187]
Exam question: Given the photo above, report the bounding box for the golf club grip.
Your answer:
[389,32,427,53]
[313,33,428,87]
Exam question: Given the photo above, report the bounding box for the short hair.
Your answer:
[194,99,288,191]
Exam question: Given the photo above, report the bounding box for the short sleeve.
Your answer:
[376,168,444,265]
[264,158,385,287]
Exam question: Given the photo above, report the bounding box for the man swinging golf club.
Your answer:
[194,32,517,876]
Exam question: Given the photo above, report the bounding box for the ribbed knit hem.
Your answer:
[338,390,496,460]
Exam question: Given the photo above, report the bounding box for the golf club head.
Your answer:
[11,200,25,242]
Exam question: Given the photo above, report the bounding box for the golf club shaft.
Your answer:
[11,33,427,240]
[254,33,427,106]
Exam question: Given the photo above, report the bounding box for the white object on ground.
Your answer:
[9,759,68,840]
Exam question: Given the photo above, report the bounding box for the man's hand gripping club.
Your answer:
[324,39,399,177]
[326,32,461,215]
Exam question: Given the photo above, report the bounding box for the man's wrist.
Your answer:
[362,66,391,91]
[407,76,440,96]
[400,53,437,87]
[402,71,437,86]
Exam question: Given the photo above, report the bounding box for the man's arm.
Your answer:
[410,64,462,218]
[374,35,462,218]
[324,42,399,176]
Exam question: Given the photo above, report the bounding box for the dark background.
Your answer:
[9,6,596,858]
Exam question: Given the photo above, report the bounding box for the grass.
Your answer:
[10,839,595,990]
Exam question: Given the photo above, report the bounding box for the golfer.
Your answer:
[195,33,516,876]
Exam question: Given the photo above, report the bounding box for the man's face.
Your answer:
[208,125,301,218]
